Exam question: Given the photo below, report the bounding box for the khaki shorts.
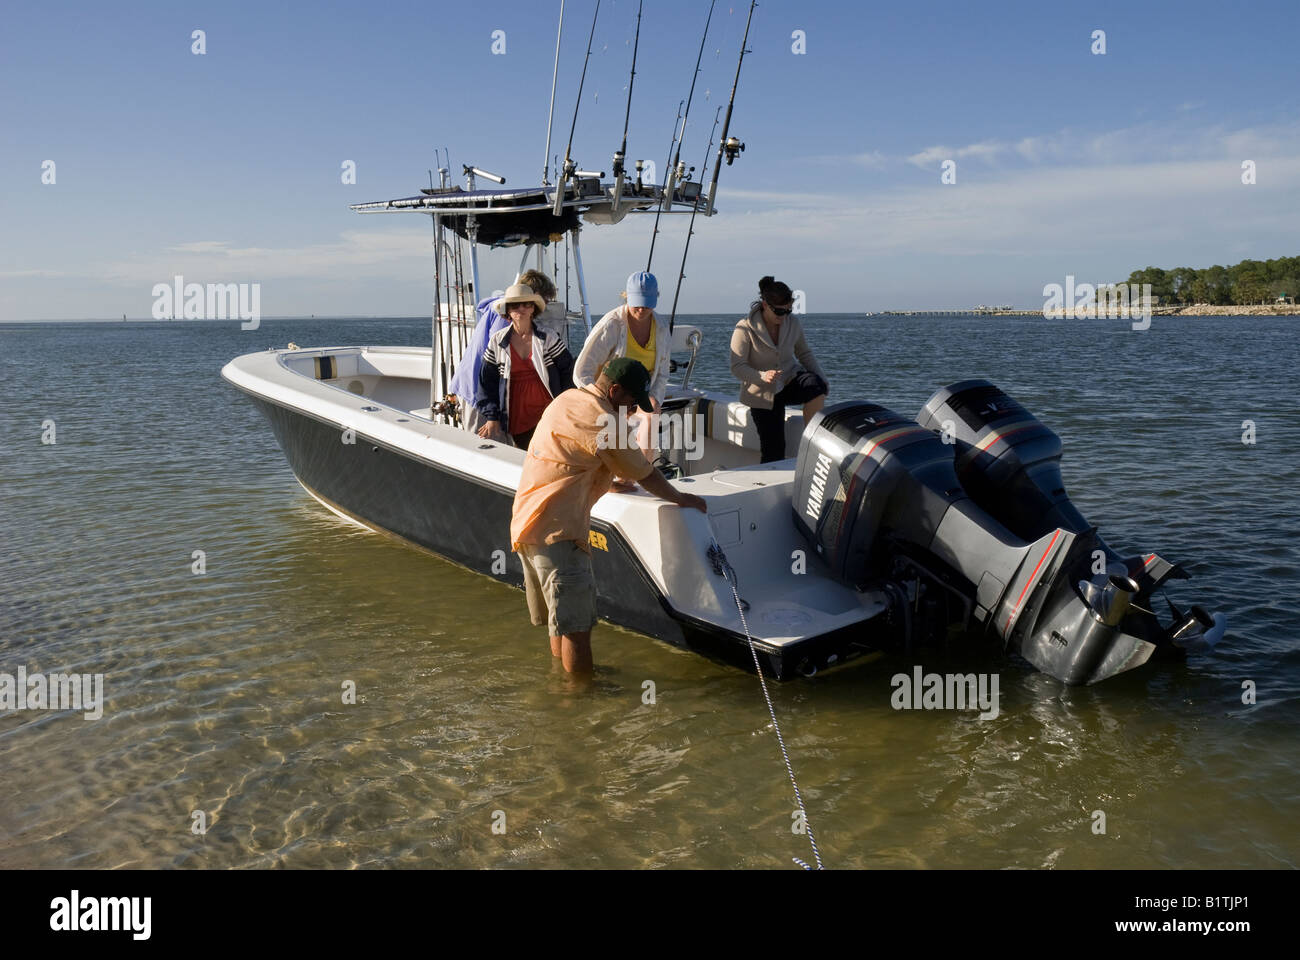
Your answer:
[518,540,596,636]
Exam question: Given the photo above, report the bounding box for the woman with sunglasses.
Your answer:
[729,275,830,463]
[476,284,575,449]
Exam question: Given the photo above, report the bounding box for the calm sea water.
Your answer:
[1,314,1296,869]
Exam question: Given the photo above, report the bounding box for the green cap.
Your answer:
[603,357,652,412]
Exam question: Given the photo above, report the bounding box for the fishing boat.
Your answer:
[222,3,1224,684]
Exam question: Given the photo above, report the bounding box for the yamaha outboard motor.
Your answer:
[792,393,1224,684]
[916,380,1225,669]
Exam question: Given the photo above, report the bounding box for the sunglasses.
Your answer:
[767,303,793,317]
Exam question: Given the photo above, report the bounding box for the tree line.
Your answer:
[1120,256,1299,305]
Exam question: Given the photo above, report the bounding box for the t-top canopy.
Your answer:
[350,180,688,247]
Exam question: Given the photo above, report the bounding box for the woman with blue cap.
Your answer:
[574,270,671,462]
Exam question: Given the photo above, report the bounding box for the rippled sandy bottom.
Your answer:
[1,317,1295,869]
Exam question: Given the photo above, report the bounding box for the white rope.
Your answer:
[708,536,824,870]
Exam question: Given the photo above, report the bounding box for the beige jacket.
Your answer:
[729,306,826,409]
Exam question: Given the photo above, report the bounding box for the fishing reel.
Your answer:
[723,136,745,165]
[434,395,460,425]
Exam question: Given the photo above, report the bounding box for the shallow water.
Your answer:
[1,314,1296,868]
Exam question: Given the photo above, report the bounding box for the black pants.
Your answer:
[750,371,828,463]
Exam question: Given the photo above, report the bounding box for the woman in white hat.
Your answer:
[574,271,671,463]
[475,283,575,448]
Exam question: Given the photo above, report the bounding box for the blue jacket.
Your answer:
[449,295,507,401]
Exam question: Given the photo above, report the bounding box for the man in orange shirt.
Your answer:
[511,358,707,674]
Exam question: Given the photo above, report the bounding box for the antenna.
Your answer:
[542,0,565,186]
[706,0,756,216]
[552,0,602,216]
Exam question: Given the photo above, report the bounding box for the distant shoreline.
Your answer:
[7,305,1300,324]
[870,304,1300,318]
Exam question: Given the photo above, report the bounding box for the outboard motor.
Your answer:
[916,380,1225,675]
[792,396,1223,684]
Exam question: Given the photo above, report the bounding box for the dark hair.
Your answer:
[518,269,556,302]
[751,275,793,314]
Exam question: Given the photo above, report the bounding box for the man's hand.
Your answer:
[634,467,708,513]
[675,492,708,513]
[477,420,503,440]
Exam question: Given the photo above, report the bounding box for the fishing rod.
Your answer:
[646,0,715,271]
[427,169,447,413]
[611,0,643,210]
[643,100,682,271]
[552,0,603,216]
[667,105,723,334]
[706,0,756,217]
[542,0,565,186]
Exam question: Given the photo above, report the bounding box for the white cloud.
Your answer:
[91,230,431,287]
[825,119,1300,173]
[10,119,1299,317]
[906,145,954,168]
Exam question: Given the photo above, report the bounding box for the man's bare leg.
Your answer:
[550,635,562,657]
[561,630,593,674]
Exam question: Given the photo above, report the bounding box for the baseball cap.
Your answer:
[626,271,658,309]
[603,357,652,412]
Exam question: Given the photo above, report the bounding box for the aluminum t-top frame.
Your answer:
[351,177,716,416]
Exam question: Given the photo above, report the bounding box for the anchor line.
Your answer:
[707,537,825,871]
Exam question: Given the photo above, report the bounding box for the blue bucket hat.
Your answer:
[626,271,658,309]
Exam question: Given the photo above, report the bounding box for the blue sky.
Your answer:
[3,0,1297,319]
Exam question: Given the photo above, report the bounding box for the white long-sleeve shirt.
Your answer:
[573,305,672,404]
